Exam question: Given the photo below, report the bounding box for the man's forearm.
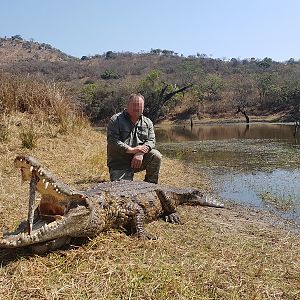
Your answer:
[126,145,149,154]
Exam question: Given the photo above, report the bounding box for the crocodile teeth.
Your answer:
[40,226,46,234]
[36,231,43,238]
[20,233,28,242]
[30,166,33,172]
[45,181,49,189]
[31,235,39,242]
[47,223,55,229]
[1,239,10,246]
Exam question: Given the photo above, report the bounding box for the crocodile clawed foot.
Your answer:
[164,212,182,224]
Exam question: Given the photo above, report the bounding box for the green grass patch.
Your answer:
[260,191,297,212]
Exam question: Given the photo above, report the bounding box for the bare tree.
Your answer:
[144,83,192,123]
[236,105,250,123]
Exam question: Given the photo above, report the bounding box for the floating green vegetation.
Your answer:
[158,139,300,173]
[260,191,297,212]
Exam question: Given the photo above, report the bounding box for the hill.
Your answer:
[0,35,75,64]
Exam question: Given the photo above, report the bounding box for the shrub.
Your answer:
[19,123,38,149]
[100,70,119,80]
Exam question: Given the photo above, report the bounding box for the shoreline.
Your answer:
[157,112,297,126]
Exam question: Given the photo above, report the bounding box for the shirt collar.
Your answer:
[123,110,143,123]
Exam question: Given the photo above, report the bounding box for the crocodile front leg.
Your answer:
[155,190,182,224]
[121,202,156,240]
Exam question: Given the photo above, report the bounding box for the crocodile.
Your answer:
[0,155,224,254]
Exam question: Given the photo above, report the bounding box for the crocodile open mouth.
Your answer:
[0,155,90,249]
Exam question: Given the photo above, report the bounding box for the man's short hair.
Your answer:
[127,93,144,105]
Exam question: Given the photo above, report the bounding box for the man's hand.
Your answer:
[131,153,144,169]
[126,145,149,154]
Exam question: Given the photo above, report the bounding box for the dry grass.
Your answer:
[0,116,299,300]
[0,73,87,134]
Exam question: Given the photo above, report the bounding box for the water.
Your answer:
[155,123,300,224]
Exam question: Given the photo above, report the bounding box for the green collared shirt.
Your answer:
[106,110,156,169]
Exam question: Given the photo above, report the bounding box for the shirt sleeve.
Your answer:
[107,115,130,153]
[144,118,156,151]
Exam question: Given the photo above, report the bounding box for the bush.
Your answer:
[100,70,119,80]
[19,124,38,149]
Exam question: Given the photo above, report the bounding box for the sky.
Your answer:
[1,0,300,62]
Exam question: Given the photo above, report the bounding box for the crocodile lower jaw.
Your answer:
[0,218,65,248]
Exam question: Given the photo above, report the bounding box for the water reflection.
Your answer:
[155,123,300,224]
[156,123,299,144]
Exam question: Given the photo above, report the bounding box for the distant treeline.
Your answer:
[1,37,300,123]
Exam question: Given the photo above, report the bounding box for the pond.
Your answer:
[155,123,300,224]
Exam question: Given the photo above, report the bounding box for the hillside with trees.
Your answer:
[1,36,300,124]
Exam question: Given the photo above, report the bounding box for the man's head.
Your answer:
[126,94,144,121]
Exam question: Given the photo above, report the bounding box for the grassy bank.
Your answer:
[0,115,299,299]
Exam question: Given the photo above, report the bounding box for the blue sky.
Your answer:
[1,0,299,61]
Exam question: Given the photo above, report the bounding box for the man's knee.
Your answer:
[149,149,162,162]
[143,149,162,184]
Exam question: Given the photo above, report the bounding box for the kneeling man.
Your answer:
[107,93,162,183]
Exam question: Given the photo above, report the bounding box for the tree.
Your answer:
[11,34,22,40]
[279,81,300,115]
[161,49,174,56]
[287,58,296,65]
[257,57,273,69]
[150,48,162,55]
[189,85,205,118]
[230,58,239,67]
[236,106,250,123]
[105,51,117,59]
[79,80,135,122]
[202,74,224,101]
[255,73,280,108]
[138,70,192,123]
[231,75,255,122]
[178,60,204,85]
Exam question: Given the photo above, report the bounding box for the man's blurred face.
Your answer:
[127,97,144,120]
